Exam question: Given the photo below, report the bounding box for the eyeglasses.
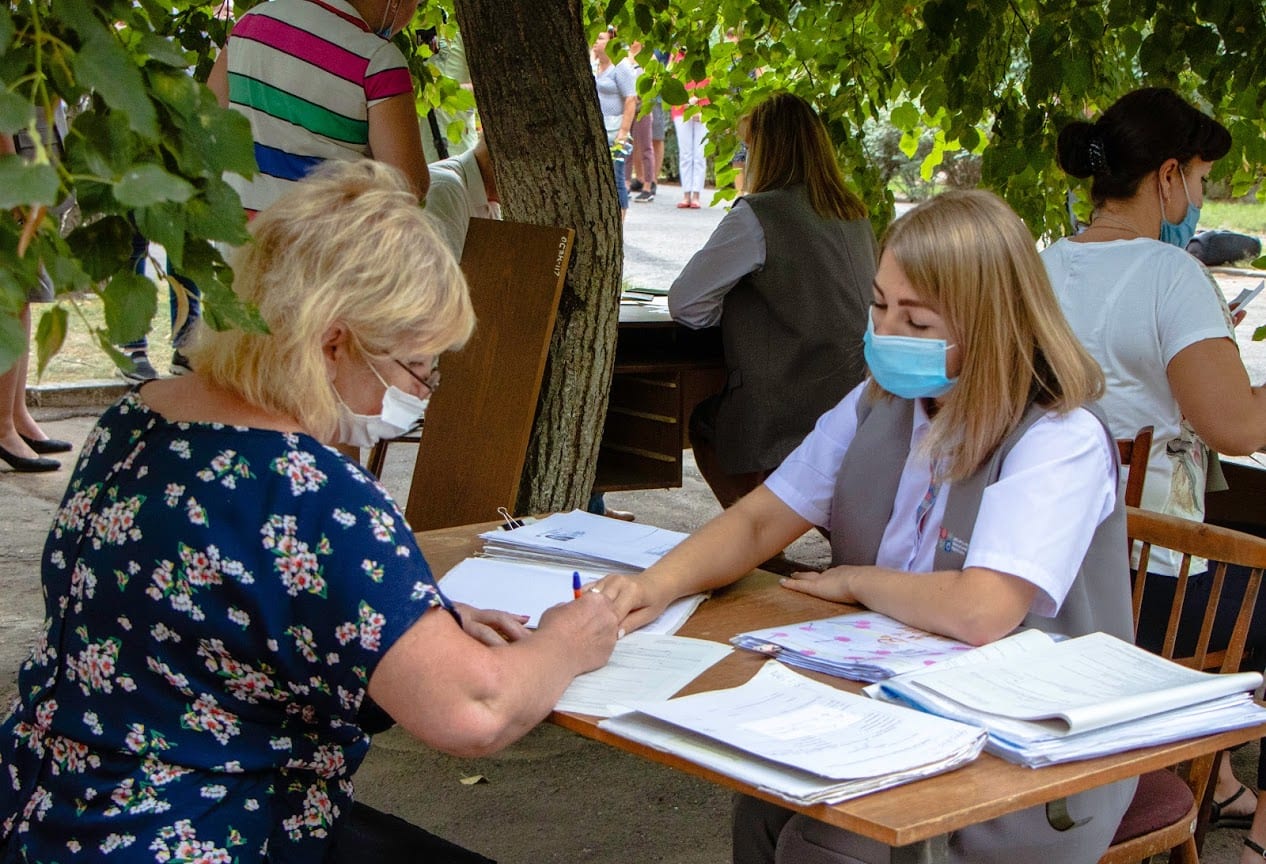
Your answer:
[394,358,441,395]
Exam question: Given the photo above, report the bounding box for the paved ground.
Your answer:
[2,186,1264,862]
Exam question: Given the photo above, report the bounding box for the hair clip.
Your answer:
[1087,136,1110,176]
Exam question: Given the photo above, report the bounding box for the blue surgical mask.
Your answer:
[862,315,957,400]
[1159,170,1200,249]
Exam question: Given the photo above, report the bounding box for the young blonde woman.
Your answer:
[0,161,618,863]
[669,93,877,510]
[603,190,1135,863]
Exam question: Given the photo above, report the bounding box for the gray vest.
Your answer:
[829,395,1133,642]
[713,186,876,474]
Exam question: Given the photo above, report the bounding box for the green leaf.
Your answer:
[137,32,191,67]
[71,31,159,139]
[0,92,32,135]
[101,271,159,345]
[890,102,920,130]
[66,216,134,281]
[0,310,25,374]
[94,329,133,374]
[134,202,187,270]
[113,164,196,207]
[34,305,68,377]
[184,178,250,246]
[0,7,14,57]
[660,76,689,106]
[0,157,59,208]
[189,104,257,179]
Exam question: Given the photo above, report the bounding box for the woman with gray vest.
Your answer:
[599,190,1134,863]
[668,93,877,509]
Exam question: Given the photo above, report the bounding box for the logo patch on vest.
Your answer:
[938,527,969,556]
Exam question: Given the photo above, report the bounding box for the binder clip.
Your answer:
[497,507,525,531]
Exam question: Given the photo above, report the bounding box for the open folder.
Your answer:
[601,662,986,805]
[870,630,1266,766]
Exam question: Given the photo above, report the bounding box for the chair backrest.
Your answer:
[1116,425,1153,509]
[1126,505,1266,672]
[403,218,574,530]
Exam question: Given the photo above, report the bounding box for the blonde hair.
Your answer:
[188,160,475,440]
[743,93,867,221]
[873,190,1104,481]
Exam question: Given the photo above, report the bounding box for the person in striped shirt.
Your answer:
[209,0,430,215]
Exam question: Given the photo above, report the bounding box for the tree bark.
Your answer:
[453,0,620,515]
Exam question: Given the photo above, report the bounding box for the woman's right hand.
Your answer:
[590,573,672,634]
[536,589,620,674]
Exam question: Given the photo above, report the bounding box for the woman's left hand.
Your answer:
[452,602,531,646]
[779,566,865,604]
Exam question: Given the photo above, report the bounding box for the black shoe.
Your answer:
[19,434,72,454]
[629,178,645,192]
[0,442,60,472]
[170,350,193,376]
[119,351,158,383]
[633,189,655,203]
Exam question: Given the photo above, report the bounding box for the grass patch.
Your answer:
[1202,199,1266,237]
[27,291,176,385]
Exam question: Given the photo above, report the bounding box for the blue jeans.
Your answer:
[124,230,201,352]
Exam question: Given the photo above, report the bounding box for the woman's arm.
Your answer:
[208,49,229,108]
[600,485,812,631]
[369,592,618,757]
[368,92,430,201]
[668,203,766,328]
[781,565,1037,645]
[1167,338,1266,455]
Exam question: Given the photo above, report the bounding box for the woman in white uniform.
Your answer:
[597,190,1135,864]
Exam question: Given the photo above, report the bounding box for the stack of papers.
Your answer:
[733,612,999,682]
[871,630,1266,767]
[479,509,687,574]
[439,557,705,635]
[600,662,987,805]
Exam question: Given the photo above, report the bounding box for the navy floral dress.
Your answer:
[0,391,452,863]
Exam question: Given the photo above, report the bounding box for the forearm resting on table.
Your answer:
[845,565,1036,646]
[638,486,810,608]
[369,605,604,758]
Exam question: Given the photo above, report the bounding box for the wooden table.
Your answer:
[594,303,725,492]
[417,523,1266,863]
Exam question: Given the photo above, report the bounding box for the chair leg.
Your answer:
[366,440,388,478]
[1168,835,1199,864]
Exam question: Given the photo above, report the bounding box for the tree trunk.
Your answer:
[453,0,620,515]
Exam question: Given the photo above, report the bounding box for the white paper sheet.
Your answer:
[439,556,706,634]
[555,633,732,716]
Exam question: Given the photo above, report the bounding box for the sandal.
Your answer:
[1212,783,1256,829]
[676,201,692,209]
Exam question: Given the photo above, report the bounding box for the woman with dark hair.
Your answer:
[668,92,877,510]
[1045,87,1266,832]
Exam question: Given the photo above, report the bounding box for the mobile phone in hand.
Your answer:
[1229,280,1265,312]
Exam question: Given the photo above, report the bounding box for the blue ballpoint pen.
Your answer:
[572,570,582,600]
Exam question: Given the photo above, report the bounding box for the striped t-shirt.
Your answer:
[225,0,414,215]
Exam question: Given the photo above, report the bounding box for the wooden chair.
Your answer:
[1117,425,1154,509]
[1098,507,1266,864]
[367,218,574,530]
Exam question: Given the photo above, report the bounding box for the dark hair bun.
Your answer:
[1056,121,1097,179]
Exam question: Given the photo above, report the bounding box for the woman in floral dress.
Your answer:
[0,161,619,863]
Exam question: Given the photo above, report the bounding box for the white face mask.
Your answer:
[334,363,429,448]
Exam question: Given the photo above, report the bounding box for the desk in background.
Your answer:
[595,302,724,492]
[416,522,1266,863]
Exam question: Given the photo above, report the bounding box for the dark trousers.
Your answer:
[324,801,496,864]
[1134,565,1266,785]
